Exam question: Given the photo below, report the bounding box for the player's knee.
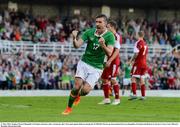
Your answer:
[74,84,81,90]
[111,78,117,85]
[71,78,83,96]
[102,79,109,84]
[131,77,136,83]
[80,84,92,96]
[140,78,145,85]
[74,78,83,90]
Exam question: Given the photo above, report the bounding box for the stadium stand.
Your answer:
[0,1,179,90]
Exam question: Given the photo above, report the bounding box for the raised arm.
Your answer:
[98,37,114,57]
[72,30,84,48]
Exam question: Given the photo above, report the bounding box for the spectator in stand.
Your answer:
[0,9,179,46]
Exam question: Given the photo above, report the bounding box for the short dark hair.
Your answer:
[108,20,118,31]
[95,14,108,23]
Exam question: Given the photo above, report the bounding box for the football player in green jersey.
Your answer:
[62,14,115,115]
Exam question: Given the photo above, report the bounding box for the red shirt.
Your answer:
[133,39,148,68]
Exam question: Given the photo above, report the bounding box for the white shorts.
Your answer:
[123,78,131,86]
[75,60,103,88]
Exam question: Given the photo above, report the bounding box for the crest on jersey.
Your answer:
[90,37,94,41]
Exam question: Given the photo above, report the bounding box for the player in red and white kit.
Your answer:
[128,31,148,100]
[98,20,122,105]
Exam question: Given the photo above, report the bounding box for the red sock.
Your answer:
[103,83,110,98]
[141,84,145,97]
[131,83,137,95]
[113,84,120,99]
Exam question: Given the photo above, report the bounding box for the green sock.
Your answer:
[68,88,79,108]
[67,95,76,108]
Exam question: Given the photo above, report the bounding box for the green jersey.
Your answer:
[123,63,131,78]
[81,28,115,69]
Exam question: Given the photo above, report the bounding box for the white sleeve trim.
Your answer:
[114,33,121,49]
[114,41,121,49]
[134,40,139,53]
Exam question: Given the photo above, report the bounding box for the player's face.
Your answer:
[96,17,106,30]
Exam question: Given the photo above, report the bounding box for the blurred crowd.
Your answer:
[0,50,179,90]
[146,50,180,90]
[119,50,180,90]
[0,9,179,90]
[0,9,179,46]
[0,52,79,90]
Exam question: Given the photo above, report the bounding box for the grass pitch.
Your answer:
[0,96,180,122]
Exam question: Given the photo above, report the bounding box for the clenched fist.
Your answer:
[72,30,79,38]
[98,37,105,46]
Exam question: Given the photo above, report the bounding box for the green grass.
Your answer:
[0,96,180,122]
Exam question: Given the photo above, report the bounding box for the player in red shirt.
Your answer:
[128,31,148,100]
[98,20,122,105]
